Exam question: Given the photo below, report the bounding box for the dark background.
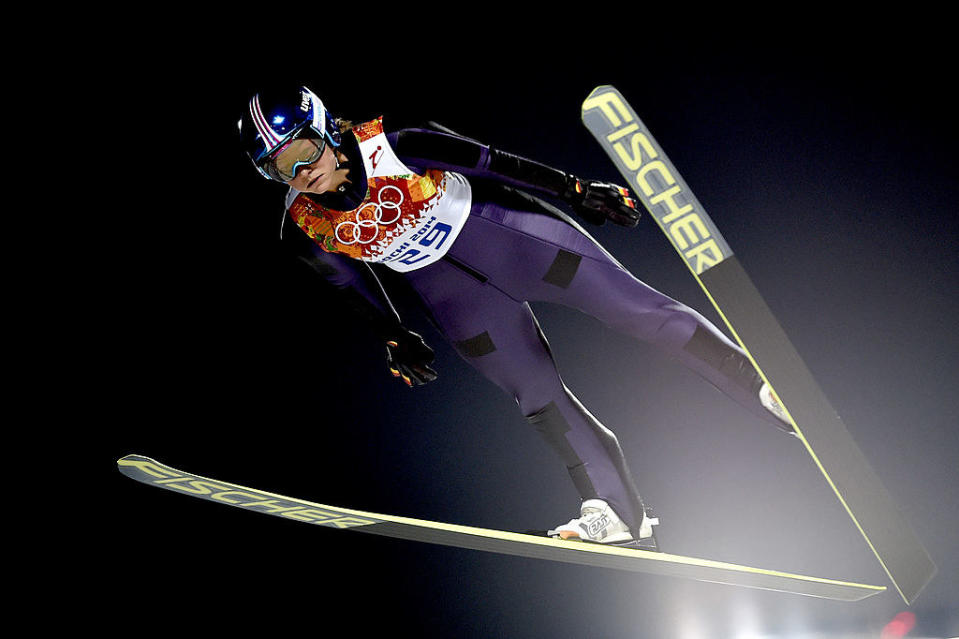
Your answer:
[101,16,956,638]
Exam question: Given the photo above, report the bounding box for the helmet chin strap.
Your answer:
[334,150,350,171]
[333,152,351,192]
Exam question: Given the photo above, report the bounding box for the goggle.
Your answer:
[261,136,328,182]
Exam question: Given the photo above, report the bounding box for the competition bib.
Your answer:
[287,117,472,272]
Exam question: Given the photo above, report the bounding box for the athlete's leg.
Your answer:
[447,201,791,433]
[403,258,648,534]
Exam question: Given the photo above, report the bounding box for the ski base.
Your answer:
[118,455,884,602]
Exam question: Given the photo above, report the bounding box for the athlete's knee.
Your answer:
[454,341,563,415]
[648,301,703,347]
[598,279,702,345]
[523,389,621,451]
[514,382,564,417]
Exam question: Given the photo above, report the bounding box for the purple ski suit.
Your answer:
[283,122,788,535]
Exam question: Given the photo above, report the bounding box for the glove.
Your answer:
[386,328,438,387]
[564,177,641,227]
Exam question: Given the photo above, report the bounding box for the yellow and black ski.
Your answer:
[581,85,935,604]
[117,455,884,602]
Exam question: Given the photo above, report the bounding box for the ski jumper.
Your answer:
[284,118,785,535]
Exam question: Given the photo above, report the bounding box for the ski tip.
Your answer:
[581,86,630,123]
[587,84,615,94]
[117,453,157,468]
[583,85,614,106]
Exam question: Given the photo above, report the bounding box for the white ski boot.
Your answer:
[548,499,659,549]
[760,382,796,435]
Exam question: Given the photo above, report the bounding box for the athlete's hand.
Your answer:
[386,329,438,387]
[565,177,641,227]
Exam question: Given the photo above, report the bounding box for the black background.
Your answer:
[99,14,956,638]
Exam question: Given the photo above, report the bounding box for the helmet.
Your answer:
[239,85,342,181]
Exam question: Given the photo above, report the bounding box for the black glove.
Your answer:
[386,328,438,387]
[563,177,641,227]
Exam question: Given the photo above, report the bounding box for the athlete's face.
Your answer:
[284,141,340,194]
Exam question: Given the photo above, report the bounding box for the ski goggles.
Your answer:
[260,136,328,182]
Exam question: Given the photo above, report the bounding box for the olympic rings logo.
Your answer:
[335,185,404,245]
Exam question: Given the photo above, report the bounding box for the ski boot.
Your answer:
[548,499,660,551]
[759,382,797,435]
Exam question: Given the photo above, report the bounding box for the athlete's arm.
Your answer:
[288,233,437,387]
[387,126,641,227]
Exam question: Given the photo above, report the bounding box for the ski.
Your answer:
[117,455,884,601]
[581,85,936,604]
